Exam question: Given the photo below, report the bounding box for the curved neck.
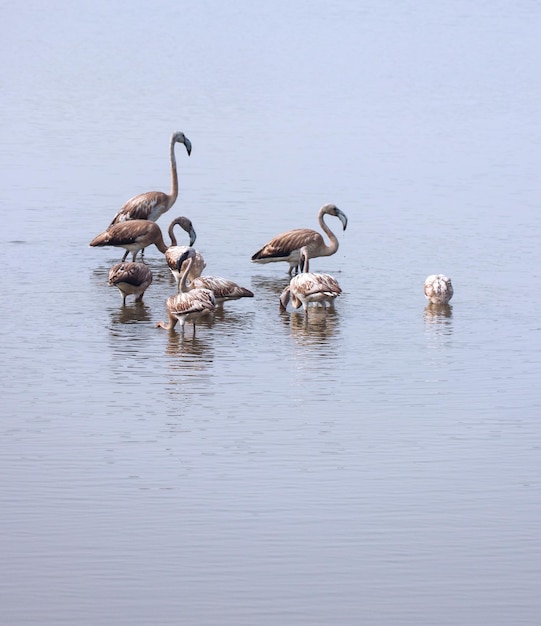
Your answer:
[155,230,169,254]
[179,256,194,293]
[318,210,339,256]
[168,221,178,247]
[168,136,179,208]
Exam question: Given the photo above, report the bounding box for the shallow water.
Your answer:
[1,1,541,624]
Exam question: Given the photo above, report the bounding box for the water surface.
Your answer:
[1,1,541,624]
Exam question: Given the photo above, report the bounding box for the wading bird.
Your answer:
[156,248,216,334]
[89,215,197,262]
[109,131,192,225]
[424,274,454,304]
[251,203,348,275]
[176,247,253,303]
[164,217,206,289]
[108,262,153,305]
[176,250,253,305]
[279,248,342,314]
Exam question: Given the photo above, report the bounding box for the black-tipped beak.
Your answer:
[338,210,348,231]
[176,250,190,272]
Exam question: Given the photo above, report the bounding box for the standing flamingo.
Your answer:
[156,248,216,334]
[109,131,192,225]
[89,216,197,262]
[164,217,206,289]
[108,262,153,305]
[251,203,348,275]
[279,248,342,314]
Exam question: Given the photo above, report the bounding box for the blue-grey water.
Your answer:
[1,1,541,624]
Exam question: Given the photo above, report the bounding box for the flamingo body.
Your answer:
[163,216,206,288]
[156,290,216,332]
[424,274,454,304]
[251,203,348,275]
[109,131,192,225]
[89,220,167,261]
[108,262,153,305]
[90,215,198,262]
[280,272,342,312]
[190,276,254,303]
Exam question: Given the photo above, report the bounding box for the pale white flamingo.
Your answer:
[424,274,454,304]
[108,262,153,305]
[156,248,216,334]
[164,217,206,288]
[279,248,342,314]
[251,203,348,275]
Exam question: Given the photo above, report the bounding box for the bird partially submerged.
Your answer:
[108,262,153,306]
[89,215,197,262]
[251,203,348,275]
[279,248,342,314]
[109,131,192,225]
[424,274,454,304]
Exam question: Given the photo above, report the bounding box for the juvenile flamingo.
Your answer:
[424,274,454,304]
[252,203,348,275]
[156,248,216,334]
[108,262,153,305]
[279,248,342,315]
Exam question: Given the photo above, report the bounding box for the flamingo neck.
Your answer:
[318,211,339,256]
[179,257,194,293]
[168,222,178,247]
[168,136,179,208]
[154,231,169,254]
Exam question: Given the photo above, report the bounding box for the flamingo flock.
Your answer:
[90,131,453,335]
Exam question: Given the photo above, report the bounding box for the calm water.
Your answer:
[1,1,541,624]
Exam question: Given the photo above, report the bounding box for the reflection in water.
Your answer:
[211,306,255,335]
[251,274,290,300]
[163,330,214,367]
[424,303,453,340]
[282,306,341,347]
[110,302,153,325]
[163,325,216,412]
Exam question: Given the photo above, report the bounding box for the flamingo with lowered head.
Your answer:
[251,203,348,275]
[109,131,192,226]
[279,247,342,314]
[176,248,253,304]
[156,248,216,334]
[108,262,153,306]
[424,274,454,304]
[89,216,197,262]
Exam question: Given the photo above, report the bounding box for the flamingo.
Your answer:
[424,274,454,304]
[89,215,196,262]
[108,262,153,305]
[251,203,348,275]
[279,248,342,314]
[175,248,253,304]
[164,217,206,289]
[109,131,192,225]
[156,248,216,334]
